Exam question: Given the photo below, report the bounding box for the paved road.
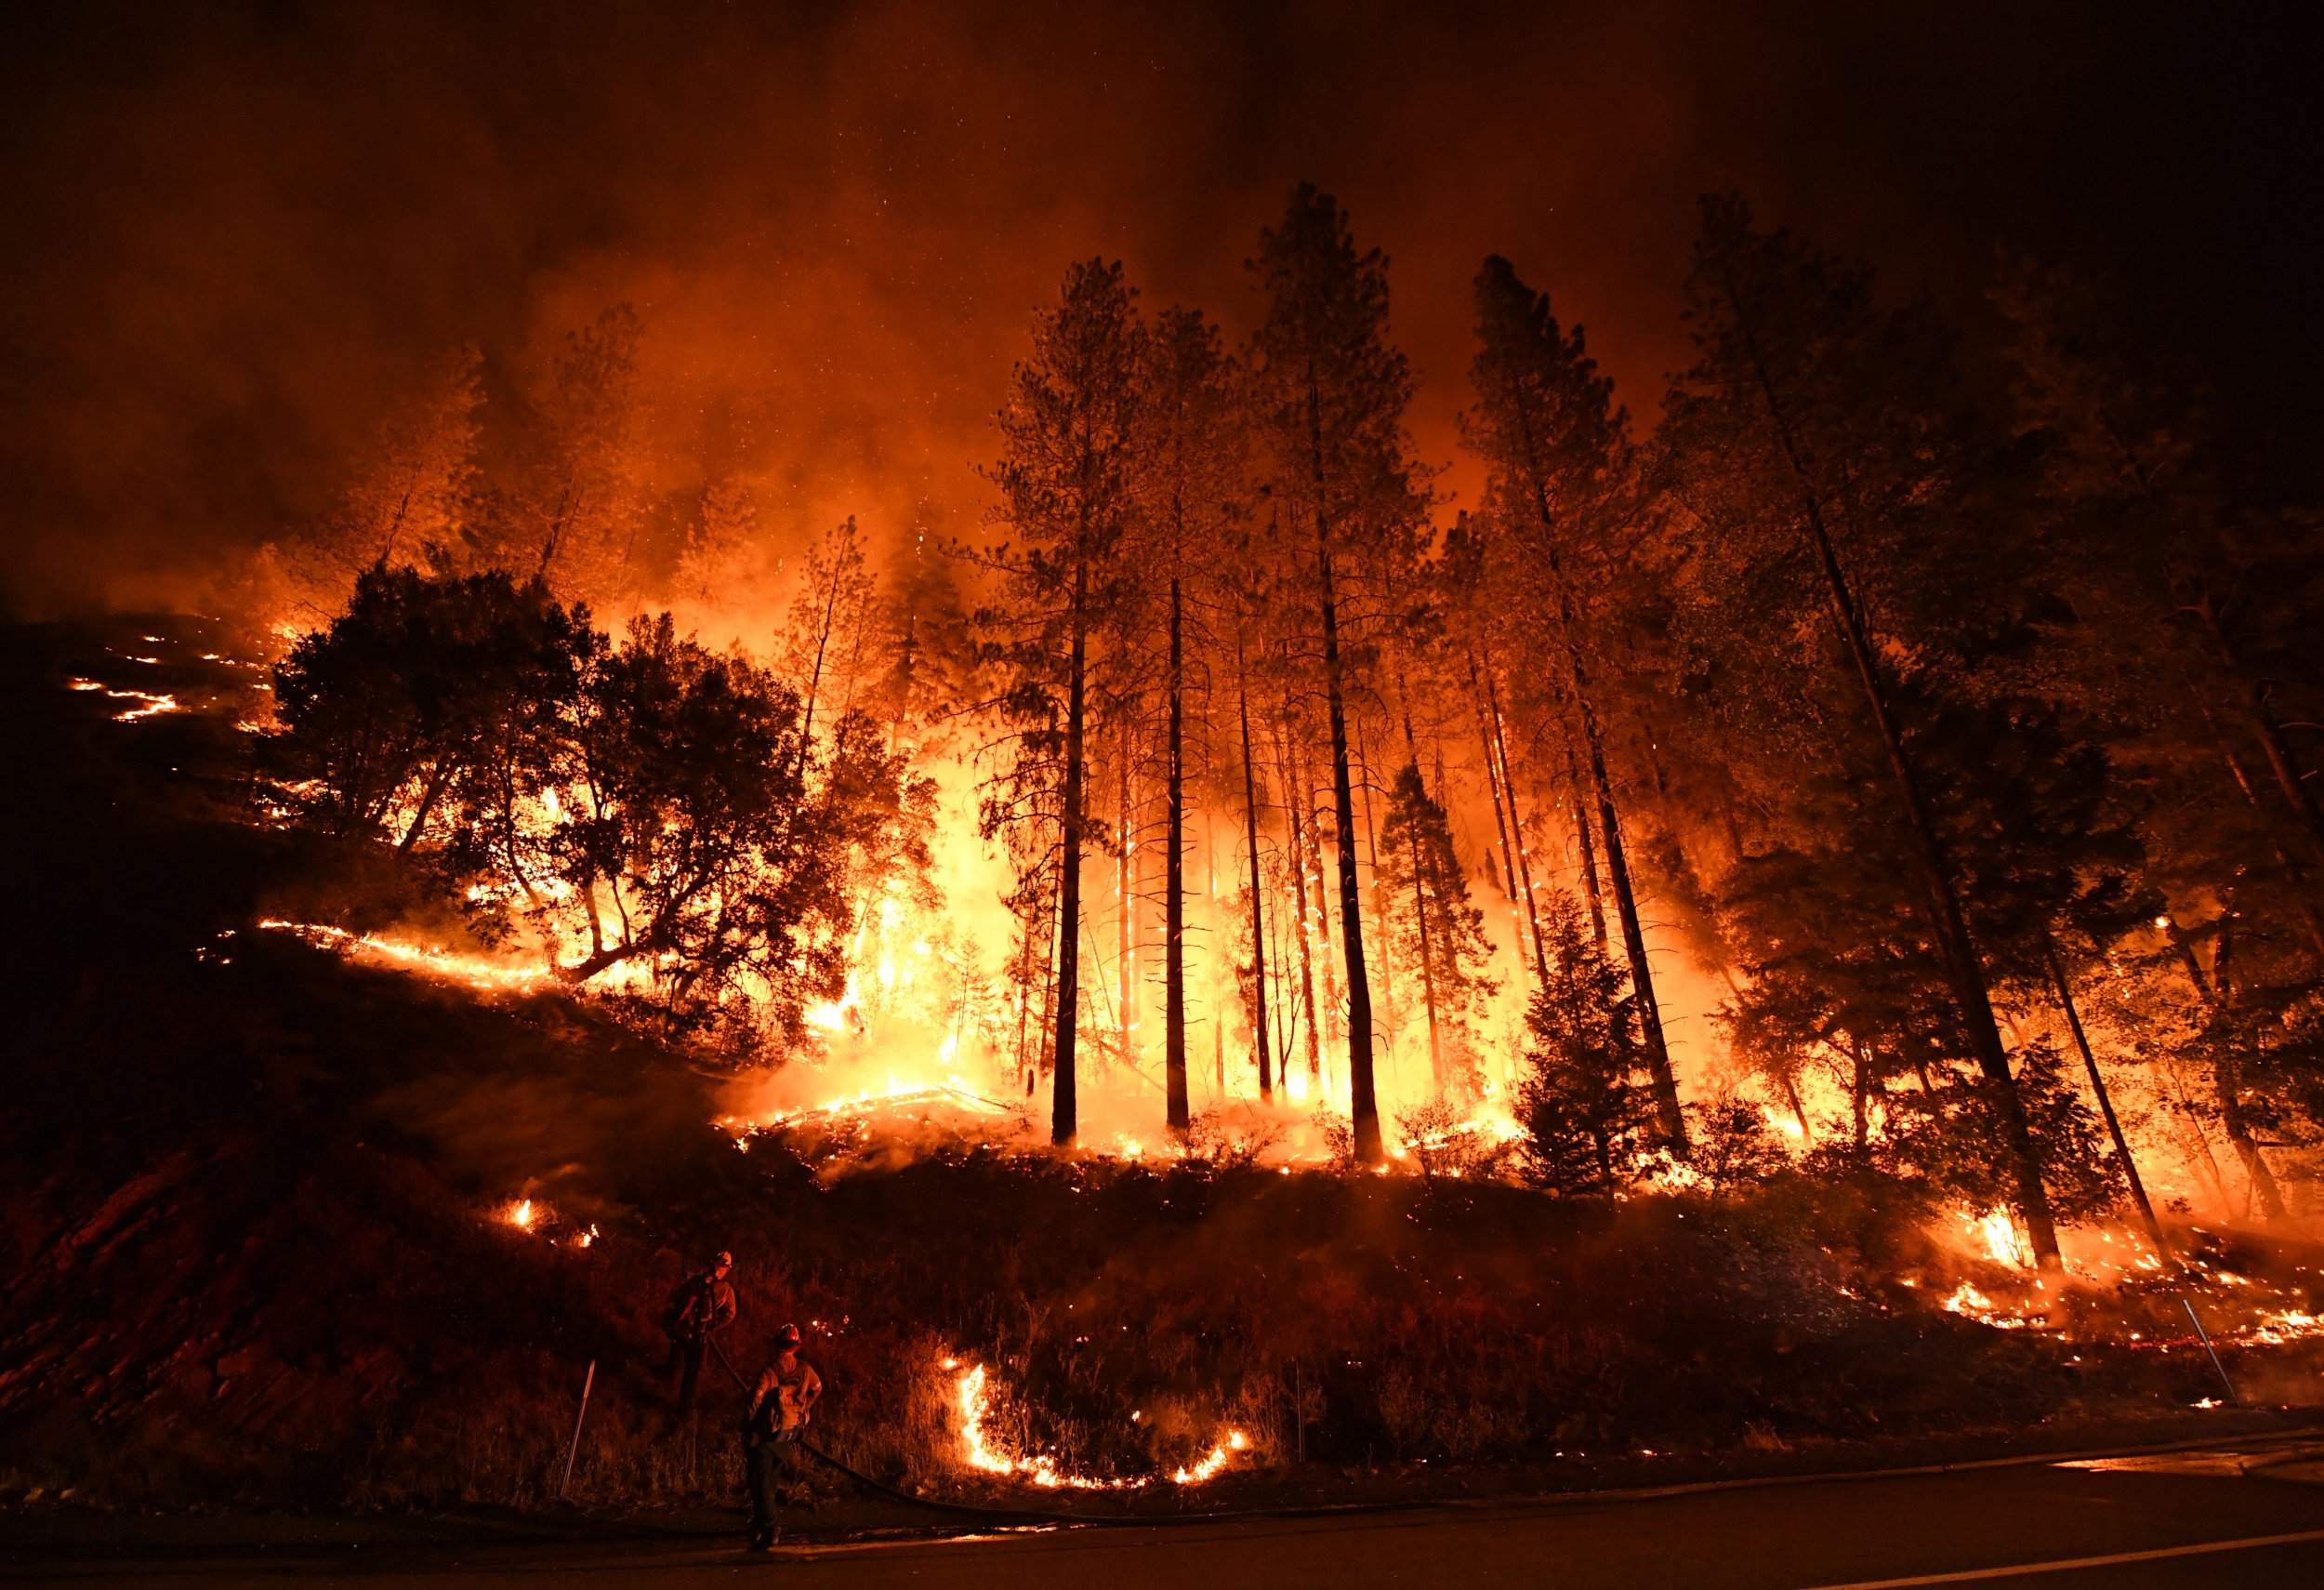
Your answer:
[12,1444,2324,1588]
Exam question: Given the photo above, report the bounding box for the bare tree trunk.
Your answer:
[1298,736,1345,1067]
[1355,718,1391,1003]
[1723,271,2060,1266]
[2167,663,2324,964]
[1849,1037,1870,1156]
[1165,576,1189,1135]
[1052,559,1089,1147]
[1279,721,1324,1091]
[1402,772,1446,1092]
[1118,718,1134,1075]
[2191,595,2324,869]
[1780,1072,1813,1143]
[1564,735,1610,951]
[1485,665,1552,987]
[1597,770,1684,1153]
[2043,934,2167,1255]
[397,760,456,854]
[2220,748,2324,965]
[2164,917,2285,1222]
[1304,361,1379,1157]
[1502,406,1684,1149]
[1468,654,1533,991]
[1237,641,1274,1105]
[1012,926,1034,1089]
[793,562,843,784]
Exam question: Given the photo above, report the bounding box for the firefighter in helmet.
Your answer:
[660,1250,738,1413]
[741,1322,823,1551]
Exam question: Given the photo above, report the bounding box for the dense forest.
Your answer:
[256,182,2324,1271]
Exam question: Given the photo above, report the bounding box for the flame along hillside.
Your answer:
[4,616,2323,1517]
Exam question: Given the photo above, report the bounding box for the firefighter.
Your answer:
[660,1250,738,1413]
[741,1322,823,1552]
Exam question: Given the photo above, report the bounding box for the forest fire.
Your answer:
[11,7,2324,1573]
[946,1360,1248,1491]
[731,1080,1017,1137]
[1939,1281,2042,1331]
[257,920,548,993]
[67,676,184,722]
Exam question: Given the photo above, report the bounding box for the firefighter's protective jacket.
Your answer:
[746,1358,822,1438]
[665,1268,738,1341]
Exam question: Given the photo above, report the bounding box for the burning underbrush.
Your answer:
[6,618,2323,1519]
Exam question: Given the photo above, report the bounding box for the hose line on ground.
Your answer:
[707,1335,1116,1527]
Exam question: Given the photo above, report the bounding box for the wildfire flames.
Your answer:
[945,1359,1248,1491]
[257,920,548,993]
[69,677,184,722]
[1939,1281,2040,1331]
[738,1080,1015,1134]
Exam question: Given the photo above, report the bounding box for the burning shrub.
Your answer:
[1395,1095,1517,1185]
[1686,1093,1792,1198]
[1182,1104,1284,1169]
[267,569,932,1052]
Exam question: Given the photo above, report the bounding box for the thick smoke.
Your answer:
[3,1,2314,616]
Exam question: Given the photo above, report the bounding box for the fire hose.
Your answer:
[705,1336,1132,1528]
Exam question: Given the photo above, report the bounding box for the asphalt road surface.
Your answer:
[12,1441,2324,1588]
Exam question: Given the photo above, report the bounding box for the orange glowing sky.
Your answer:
[2,0,2316,614]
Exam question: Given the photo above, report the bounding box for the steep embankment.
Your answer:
[1,617,2310,1517]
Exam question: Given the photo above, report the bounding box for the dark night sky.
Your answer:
[2,0,2317,615]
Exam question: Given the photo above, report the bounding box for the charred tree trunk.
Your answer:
[1469,655,1534,990]
[2222,749,2324,966]
[1236,642,1274,1105]
[1723,272,2059,1265]
[397,759,457,854]
[1564,735,1610,952]
[1485,665,1552,988]
[1295,736,1345,1068]
[793,565,842,785]
[1279,721,1325,1090]
[1402,768,1446,1091]
[2190,594,2324,872]
[2042,934,2167,1255]
[1117,718,1134,1075]
[1051,559,1089,1146]
[1504,409,1684,1151]
[1355,718,1391,1003]
[2164,917,2285,1222]
[2173,663,2324,964]
[1307,361,1380,1159]
[1165,576,1189,1135]
[1843,1037,1873,1156]
[1781,1072,1813,1143]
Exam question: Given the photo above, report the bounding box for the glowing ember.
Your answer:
[258,919,549,992]
[1761,1106,1806,1142]
[945,1359,1247,1491]
[2227,1308,2324,1347]
[1939,1280,2042,1330]
[1172,1431,1250,1485]
[66,677,184,721]
[111,691,181,722]
[738,1080,1014,1134]
[1961,1208,2029,1268]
